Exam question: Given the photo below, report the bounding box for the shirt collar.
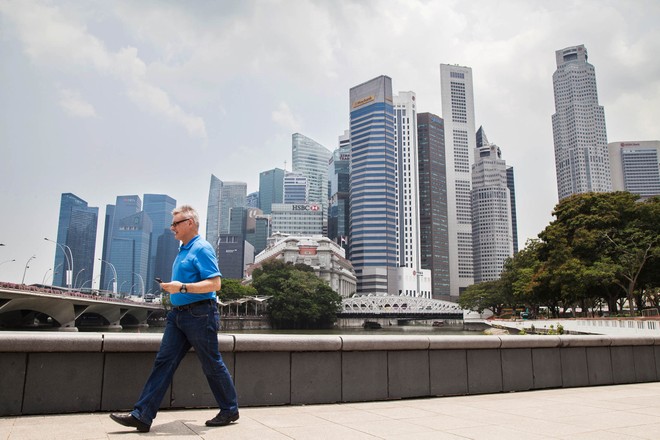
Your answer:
[180,234,201,251]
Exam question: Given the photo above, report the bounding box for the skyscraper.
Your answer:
[206,176,247,249]
[99,195,152,296]
[477,126,519,254]
[552,44,611,200]
[417,112,450,299]
[100,195,141,292]
[328,131,350,246]
[53,193,98,289]
[608,140,660,199]
[389,91,431,298]
[440,64,476,297]
[258,168,285,214]
[393,91,421,271]
[349,75,398,295]
[283,172,308,204]
[292,133,331,210]
[143,194,177,294]
[109,211,152,296]
[471,141,514,283]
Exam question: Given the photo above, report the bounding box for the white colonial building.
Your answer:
[247,233,357,298]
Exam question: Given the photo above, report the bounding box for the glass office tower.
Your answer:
[143,194,177,294]
[328,131,350,246]
[292,132,331,218]
[349,75,397,295]
[258,168,285,214]
[53,193,98,289]
[206,175,247,250]
[417,113,450,299]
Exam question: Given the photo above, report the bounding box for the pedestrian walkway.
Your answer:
[2,382,660,439]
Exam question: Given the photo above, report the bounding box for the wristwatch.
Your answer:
[179,284,187,293]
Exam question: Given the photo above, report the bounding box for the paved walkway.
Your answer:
[2,382,660,439]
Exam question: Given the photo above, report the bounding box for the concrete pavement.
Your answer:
[2,382,660,439]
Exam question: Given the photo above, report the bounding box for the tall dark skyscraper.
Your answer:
[417,113,450,299]
[328,130,350,246]
[349,75,397,295]
[143,194,177,293]
[552,44,611,200]
[53,193,98,289]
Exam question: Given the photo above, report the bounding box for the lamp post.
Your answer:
[22,255,36,284]
[132,272,145,297]
[98,259,118,294]
[42,268,52,285]
[0,258,15,267]
[74,268,85,289]
[44,238,74,288]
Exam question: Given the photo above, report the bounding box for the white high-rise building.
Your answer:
[472,142,514,283]
[608,140,660,199]
[440,64,476,297]
[552,45,611,200]
[390,91,429,297]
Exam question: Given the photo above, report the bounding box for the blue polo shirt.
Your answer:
[169,235,222,307]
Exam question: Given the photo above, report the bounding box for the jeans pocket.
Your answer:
[189,303,210,318]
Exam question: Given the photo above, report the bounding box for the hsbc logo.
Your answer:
[292,204,320,211]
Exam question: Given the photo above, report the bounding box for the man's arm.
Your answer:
[161,276,221,294]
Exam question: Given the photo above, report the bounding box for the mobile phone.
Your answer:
[155,277,163,283]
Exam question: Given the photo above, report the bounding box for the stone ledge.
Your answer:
[0,331,102,352]
[234,334,341,352]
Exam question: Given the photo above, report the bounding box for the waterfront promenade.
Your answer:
[2,382,660,439]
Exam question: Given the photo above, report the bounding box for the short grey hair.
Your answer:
[172,205,200,228]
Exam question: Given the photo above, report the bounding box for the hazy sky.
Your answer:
[1,0,659,286]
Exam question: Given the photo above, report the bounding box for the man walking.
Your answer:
[110,205,239,432]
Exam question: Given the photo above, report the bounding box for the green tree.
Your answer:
[252,260,342,329]
[533,192,659,316]
[217,278,257,302]
[458,279,507,315]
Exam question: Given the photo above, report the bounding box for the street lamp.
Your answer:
[42,268,52,285]
[22,255,36,284]
[0,258,15,267]
[44,238,74,288]
[132,272,145,297]
[98,259,118,294]
[74,268,85,289]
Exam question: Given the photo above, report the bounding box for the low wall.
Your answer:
[1,332,659,416]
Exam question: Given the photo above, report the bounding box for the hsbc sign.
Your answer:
[292,204,320,211]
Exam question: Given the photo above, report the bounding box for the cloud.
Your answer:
[57,87,97,118]
[0,0,206,139]
[272,101,302,133]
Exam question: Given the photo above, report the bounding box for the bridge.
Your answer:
[0,282,163,331]
[339,295,463,319]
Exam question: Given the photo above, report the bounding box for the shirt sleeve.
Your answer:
[194,242,222,280]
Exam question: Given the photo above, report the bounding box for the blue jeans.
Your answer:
[131,301,238,426]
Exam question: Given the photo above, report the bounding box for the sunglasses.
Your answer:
[170,218,191,228]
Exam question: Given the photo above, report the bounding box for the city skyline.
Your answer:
[2,1,659,285]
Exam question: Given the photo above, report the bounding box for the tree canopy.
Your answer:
[251,260,342,329]
[463,192,659,317]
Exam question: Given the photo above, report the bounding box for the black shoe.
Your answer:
[205,411,239,427]
[110,413,151,432]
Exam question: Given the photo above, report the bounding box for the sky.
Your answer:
[1,0,659,287]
